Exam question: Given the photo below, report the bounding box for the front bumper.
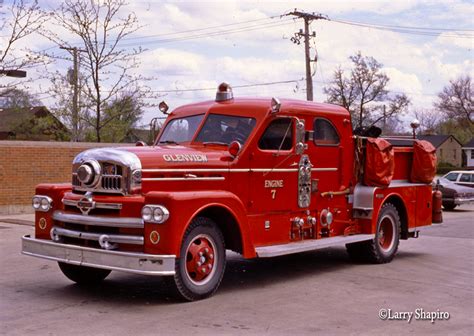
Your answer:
[22,235,176,276]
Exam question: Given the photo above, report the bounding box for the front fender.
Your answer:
[143,191,254,257]
[34,183,72,239]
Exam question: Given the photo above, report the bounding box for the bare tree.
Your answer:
[413,108,442,135]
[0,0,47,93]
[324,52,410,130]
[43,0,154,142]
[435,75,473,124]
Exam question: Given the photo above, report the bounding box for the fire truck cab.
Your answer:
[22,83,438,301]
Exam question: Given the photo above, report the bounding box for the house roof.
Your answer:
[463,138,474,149]
[0,106,57,133]
[417,134,462,148]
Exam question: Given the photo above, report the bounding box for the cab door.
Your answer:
[248,117,297,213]
[247,117,299,245]
[306,117,349,236]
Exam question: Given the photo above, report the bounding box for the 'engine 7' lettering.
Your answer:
[265,180,284,188]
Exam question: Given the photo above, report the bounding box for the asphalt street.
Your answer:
[1,206,473,336]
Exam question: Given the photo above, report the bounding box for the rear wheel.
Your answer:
[170,217,226,301]
[58,262,111,284]
[346,203,401,264]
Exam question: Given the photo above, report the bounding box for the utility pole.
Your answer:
[60,46,85,142]
[287,10,328,101]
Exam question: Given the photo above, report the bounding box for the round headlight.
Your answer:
[153,207,164,223]
[77,164,94,184]
[141,206,152,221]
[32,197,41,209]
[40,198,50,210]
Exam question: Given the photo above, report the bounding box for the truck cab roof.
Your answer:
[169,97,350,120]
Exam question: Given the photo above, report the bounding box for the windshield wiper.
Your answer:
[203,141,228,146]
[158,140,179,145]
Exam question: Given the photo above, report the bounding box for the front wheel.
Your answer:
[170,217,226,301]
[346,203,401,264]
[58,262,111,284]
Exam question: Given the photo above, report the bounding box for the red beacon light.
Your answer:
[216,82,233,102]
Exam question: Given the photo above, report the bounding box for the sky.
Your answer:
[1,0,473,129]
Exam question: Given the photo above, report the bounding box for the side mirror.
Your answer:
[228,141,242,158]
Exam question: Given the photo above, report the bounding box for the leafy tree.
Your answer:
[0,88,41,108]
[324,52,410,130]
[97,94,143,143]
[435,75,473,124]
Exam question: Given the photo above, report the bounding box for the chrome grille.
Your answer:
[101,174,122,191]
[71,148,142,195]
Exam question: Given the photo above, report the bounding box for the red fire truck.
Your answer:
[22,83,441,301]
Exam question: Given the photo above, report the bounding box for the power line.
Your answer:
[144,79,303,94]
[116,18,295,47]
[332,19,474,39]
[119,15,282,42]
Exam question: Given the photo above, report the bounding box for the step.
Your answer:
[255,234,375,258]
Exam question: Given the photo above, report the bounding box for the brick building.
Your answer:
[0,141,129,214]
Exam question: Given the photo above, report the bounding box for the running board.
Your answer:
[255,234,375,258]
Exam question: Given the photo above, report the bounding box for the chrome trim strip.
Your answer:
[142,168,229,173]
[21,235,175,276]
[389,179,431,187]
[52,226,143,245]
[312,167,338,172]
[62,198,123,210]
[53,210,144,229]
[256,234,375,258]
[142,177,225,181]
[142,168,337,173]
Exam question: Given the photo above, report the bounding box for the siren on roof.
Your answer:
[216,82,233,102]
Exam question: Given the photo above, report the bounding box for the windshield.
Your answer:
[195,114,256,145]
[158,114,204,144]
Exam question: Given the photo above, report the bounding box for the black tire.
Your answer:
[58,262,111,284]
[170,217,226,301]
[442,202,457,211]
[346,203,401,264]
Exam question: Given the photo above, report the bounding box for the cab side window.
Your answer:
[460,173,471,182]
[258,118,293,150]
[313,118,340,145]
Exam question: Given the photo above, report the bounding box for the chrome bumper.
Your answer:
[454,197,474,205]
[22,235,175,276]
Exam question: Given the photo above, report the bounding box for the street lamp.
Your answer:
[0,69,27,78]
